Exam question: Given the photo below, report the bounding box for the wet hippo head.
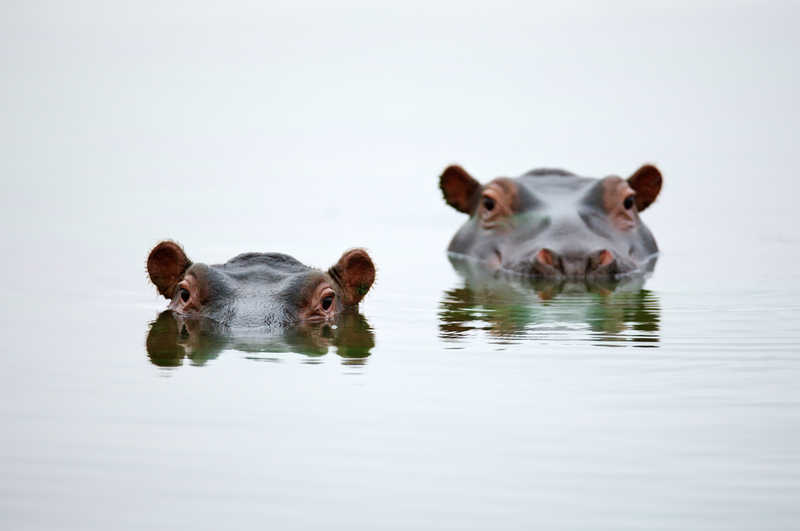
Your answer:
[146,241,375,328]
[440,164,663,279]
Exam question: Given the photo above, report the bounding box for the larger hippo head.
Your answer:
[147,241,375,328]
[439,164,662,279]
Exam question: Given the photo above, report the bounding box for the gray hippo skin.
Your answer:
[439,164,663,279]
[147,241,375,328]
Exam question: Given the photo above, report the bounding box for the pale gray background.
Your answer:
[1,2,799,530]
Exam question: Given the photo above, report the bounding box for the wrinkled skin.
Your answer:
[146,241,375,329]
[439,164,663,279]
[146,310,375,368]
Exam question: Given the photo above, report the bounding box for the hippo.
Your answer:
[439,164,663,278]
[146,241,375,328]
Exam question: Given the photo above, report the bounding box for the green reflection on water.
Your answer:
[145,310,375,368]
[439,257,660,347]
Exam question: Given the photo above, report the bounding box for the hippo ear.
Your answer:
[627,164,662,212]
[329,249,376,307]
[440,165,481,214]
[147,241,192,299]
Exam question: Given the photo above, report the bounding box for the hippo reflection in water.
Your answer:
[439,257,660,345]
[147,241,375,328]
[439,164,662,278]
[146,310,375,367]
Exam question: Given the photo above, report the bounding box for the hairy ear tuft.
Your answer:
[147,241,192,299]
[329,249,376,307]
[439,165,481,214]
[627,164,663,212]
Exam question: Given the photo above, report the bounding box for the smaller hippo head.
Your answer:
[440,164,663,279]
[147,241,375,328]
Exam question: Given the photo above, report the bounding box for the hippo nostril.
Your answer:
[598,250,614,267]
[536,248,557,267]
[530,248,564,276]
[587,249,617,275]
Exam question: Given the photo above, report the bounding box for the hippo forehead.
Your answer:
[215,252,312,282]
[511,170,606,210]
[186,253,327,326]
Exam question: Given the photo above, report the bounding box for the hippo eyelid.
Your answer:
[479,185,514,224]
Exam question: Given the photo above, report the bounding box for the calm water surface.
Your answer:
[2,3,800,530]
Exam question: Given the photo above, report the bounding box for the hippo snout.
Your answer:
[524,248,620,279]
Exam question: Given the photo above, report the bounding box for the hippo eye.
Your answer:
[482,196,495,211]
[623,194,635,210]
[321,294,334,311]
[179,288,190,302]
